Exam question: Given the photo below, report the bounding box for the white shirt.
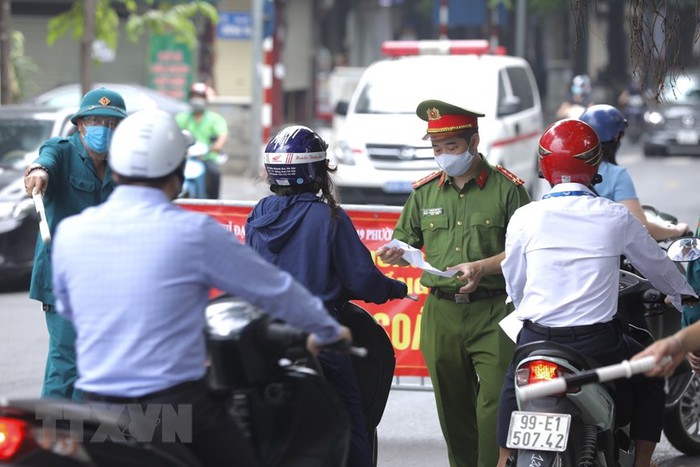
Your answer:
[501,183,694,327]
[53,186,343,397]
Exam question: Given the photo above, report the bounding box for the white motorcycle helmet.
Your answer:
[109,109,192,178]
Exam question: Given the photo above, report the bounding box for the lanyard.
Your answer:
[541,190,596,199]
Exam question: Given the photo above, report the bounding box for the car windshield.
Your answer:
[661,73,700,104]
[353,70,491,114]
[0,120,53,168]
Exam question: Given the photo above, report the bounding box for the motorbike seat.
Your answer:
[514,340,602,372]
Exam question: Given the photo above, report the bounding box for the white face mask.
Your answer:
[435,150,475,176]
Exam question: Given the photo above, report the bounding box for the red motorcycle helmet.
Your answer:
[538,119,602,186]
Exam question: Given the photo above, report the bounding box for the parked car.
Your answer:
[26,82,189,115]
[0,106,75,281]
[644,68,700,156]
[331,40,543,205]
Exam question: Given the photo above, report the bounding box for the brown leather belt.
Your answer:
[429,288,507,304]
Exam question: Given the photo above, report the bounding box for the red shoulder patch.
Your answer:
[495,165,524,186]
[412,171,442,190]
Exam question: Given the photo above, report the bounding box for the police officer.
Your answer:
[23,87,127,401]
[377,99,531,467]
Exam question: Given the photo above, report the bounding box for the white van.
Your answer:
[332,40,543,205]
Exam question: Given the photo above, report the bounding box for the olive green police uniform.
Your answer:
[392,99,531,467]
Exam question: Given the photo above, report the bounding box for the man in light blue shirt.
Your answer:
[52,109,351,466]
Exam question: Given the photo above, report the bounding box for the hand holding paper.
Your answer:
[379,239,459,278]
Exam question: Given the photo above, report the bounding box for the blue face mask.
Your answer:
[435,150,475,176]
[83,125,113,154]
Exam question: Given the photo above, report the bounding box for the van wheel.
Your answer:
[663,374,700,455]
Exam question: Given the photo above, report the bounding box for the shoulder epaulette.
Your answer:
[412,170,442,189]
[495,165,524,186]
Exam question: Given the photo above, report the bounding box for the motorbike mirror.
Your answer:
[667,237,700,262]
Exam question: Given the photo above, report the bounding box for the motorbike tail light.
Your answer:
[0,417,29,461]
[516,360,579,394]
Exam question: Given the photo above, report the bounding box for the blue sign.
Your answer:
[217,12,253,40]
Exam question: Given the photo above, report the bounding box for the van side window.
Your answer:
[506,67,534,110]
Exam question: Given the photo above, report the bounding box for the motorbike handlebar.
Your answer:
[264,322,367,358]
[516,355,671,401]
[323,338,368,358]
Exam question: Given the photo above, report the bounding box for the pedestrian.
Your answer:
[494,119,696,467]
[23,87,128,401]
[245,124,408,467]
[579,104,689,240]
[51,109,353,466]
[376,99,531,467]
[175,81,228,199]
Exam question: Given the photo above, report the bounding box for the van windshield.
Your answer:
[353,71,492,114]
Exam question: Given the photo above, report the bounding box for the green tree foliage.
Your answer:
[46,0,218,52]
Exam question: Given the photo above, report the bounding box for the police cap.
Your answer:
[416,99,484,141]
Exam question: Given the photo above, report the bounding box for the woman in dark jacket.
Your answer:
[245,125,407,467]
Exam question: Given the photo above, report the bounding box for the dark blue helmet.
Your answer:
[263,126,328,186]
[579,104,627,143]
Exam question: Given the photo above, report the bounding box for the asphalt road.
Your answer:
[2,138,700,466]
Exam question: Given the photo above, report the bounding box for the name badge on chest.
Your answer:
[422,208,443,216]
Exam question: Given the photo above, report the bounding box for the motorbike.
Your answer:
[179,142,228,200]
[0,296,394,466]
[179,141,209,200]
[505,268,669,467]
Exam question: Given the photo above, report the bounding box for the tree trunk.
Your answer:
[81,0,96,96]
[606,0,628,91]
[0,0,11,104]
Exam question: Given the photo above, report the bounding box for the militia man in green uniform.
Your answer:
[377,99,530,467]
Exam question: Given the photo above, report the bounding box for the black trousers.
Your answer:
[496,319,665,446]
[85,378,258,466]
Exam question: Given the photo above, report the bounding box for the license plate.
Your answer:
[677,130,699,145]
[383,181,413,193]
[506,411,571,452]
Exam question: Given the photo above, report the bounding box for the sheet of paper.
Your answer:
[380,239,458,278]
[499,310,523,343]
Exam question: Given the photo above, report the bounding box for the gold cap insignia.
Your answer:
[427,107,442,121]
[98,96,111,106]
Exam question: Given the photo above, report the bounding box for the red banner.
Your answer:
[178,200,429,377]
